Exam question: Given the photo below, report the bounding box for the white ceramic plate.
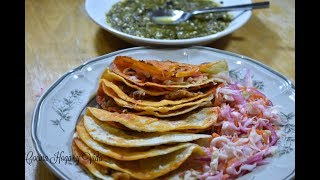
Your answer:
[85,0,252,46]
[31,47,295,180]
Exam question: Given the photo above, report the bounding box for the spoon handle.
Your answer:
[192,1,270,15]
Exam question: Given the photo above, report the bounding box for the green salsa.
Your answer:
[106,0,232,39]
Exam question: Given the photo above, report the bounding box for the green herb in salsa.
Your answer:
[106,0,232,39]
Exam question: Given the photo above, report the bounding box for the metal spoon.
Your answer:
[151,1,270,25]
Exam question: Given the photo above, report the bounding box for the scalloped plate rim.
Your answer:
[31,46,295,180]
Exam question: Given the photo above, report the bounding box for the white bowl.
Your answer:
[85,0,252,46]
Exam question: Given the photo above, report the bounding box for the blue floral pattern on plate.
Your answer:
[32,47,295,180]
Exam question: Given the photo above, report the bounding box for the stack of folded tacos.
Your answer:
[72,56,228,179]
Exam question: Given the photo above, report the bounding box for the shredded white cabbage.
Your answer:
[190,79,281,179]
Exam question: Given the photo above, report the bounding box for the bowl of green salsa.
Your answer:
[85,0,252,46]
